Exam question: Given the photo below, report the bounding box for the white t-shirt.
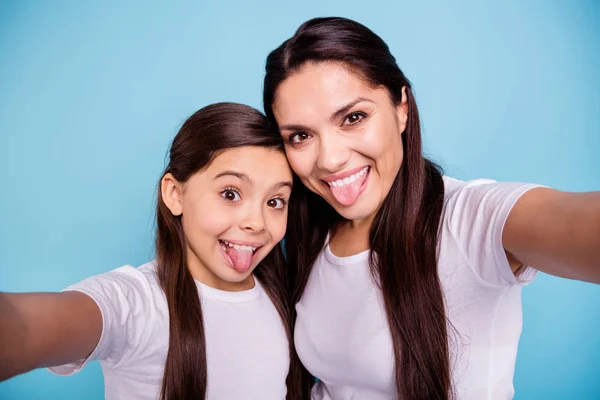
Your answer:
[294,178,540,400]
[49,261,290,400]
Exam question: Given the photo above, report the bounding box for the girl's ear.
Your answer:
[161,173,184,216]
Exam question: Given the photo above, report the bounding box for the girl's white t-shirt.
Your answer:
[294,177,541,400]
[49,261,290,400]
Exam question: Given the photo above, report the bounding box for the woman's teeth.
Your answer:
[328,166,369,188]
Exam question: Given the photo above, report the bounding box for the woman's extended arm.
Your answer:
[504,187,600,284]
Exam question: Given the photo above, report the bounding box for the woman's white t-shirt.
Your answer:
[294,177,540,400]
[49,261,290,400]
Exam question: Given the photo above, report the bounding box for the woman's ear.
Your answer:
[161,173,183,216]
[396,86,409,133]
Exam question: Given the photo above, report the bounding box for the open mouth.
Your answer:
[323,166,371,206]
[218,239,262,273]
[325,166,370,188]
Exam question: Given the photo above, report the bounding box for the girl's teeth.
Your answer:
[222,240,257,252]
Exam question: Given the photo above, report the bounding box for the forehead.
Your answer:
[207,146,292,183]
[273,62,385,122]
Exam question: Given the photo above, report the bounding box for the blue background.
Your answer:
[1,1,599,399]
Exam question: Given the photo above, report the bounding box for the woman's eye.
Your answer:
[267,198,286,209]
[344,112,366,125]
[288,132,311,144]
[221,188,241,202]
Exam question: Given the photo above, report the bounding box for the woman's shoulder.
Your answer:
[441,175,540,210]
[442,176,498,199]
[438,176,541,286]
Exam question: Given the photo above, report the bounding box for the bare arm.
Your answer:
[504,187,600,284]
[0,291,102,381]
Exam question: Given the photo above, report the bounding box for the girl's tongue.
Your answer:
[224,245,253,273]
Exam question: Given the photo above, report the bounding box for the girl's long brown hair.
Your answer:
[264,17,451,400]
[154,102,301,399]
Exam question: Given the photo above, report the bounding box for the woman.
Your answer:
[263,17,600,400]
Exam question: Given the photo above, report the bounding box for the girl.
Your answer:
[263,17,600,400]
[0,102,300,399]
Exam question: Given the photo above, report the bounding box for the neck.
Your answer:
[330,215,374,257]
[336,206,378,240]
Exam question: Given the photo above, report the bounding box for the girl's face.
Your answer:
[272,62,408,224]
[162,146,292,291]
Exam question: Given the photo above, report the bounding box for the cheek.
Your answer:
[366,138,403,167]
[266,211,289,242]
[363,123,404,170]
[182,196,232,238]
[285,150,313,179]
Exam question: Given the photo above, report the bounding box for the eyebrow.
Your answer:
[273,181,293,191]
[214,170,293,191]
[279,97,374,132]
[330,97,374,122]
[214,170,249,181]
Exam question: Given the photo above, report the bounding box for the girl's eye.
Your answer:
[221,188,241,202]
[287,132,311,144]
[343,111,366,125]
[267,198,286,209]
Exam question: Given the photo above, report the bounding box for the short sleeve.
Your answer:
[48,265,156,375]
[443,177,542,287]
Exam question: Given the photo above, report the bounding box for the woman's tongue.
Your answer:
[329,175,365,206]
[225,245,253,273]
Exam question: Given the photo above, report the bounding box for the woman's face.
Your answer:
[272,62,408,223]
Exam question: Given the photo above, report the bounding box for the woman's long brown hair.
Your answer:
[154,102,301,399]
[264,18,451,400]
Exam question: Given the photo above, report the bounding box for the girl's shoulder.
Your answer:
[115,261,161,288]
[63,261,164,312]
[49,261,168,376]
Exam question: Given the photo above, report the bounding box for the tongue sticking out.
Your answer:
[224,246,253,273]
[329,173,368,206]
